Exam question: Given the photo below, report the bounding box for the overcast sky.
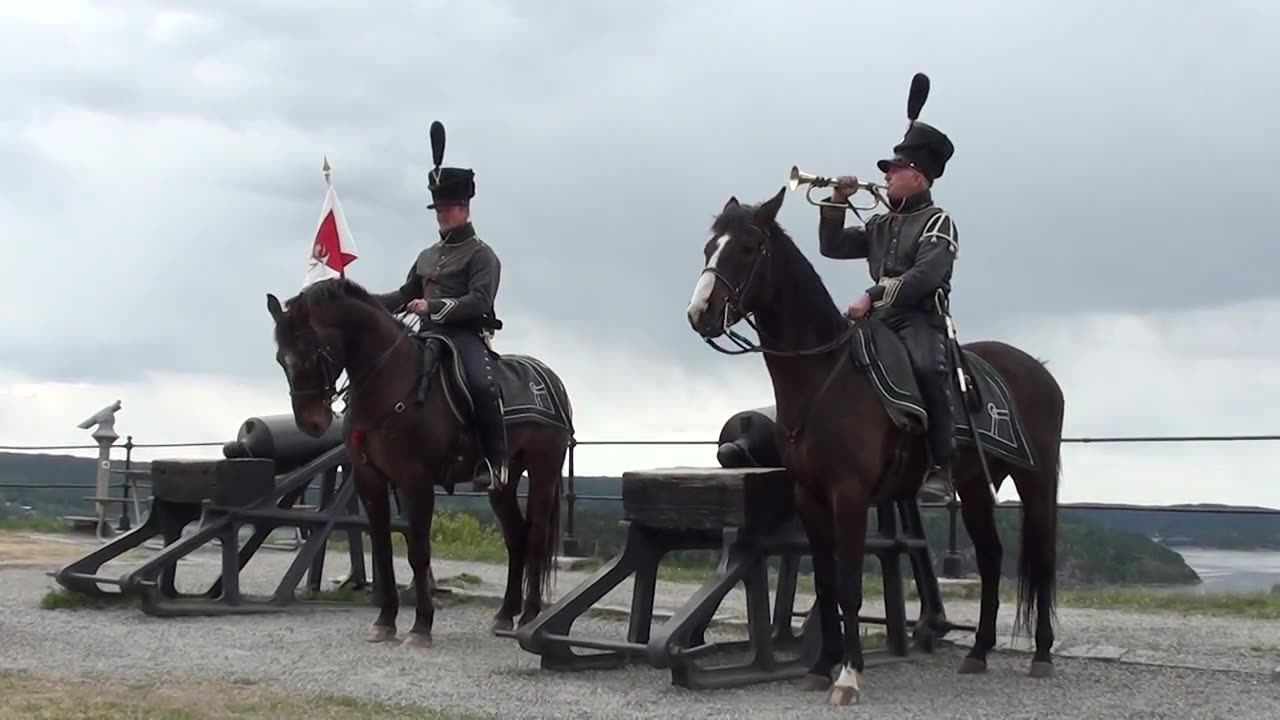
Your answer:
[1,1,1278,507]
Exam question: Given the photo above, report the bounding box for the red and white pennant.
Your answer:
[302,156,359,288]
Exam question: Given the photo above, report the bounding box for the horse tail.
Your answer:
[526,436,566,603]
[542,450,563,600]
[1013,387,1063,639]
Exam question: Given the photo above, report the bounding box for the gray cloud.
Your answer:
[1,1,1278,386]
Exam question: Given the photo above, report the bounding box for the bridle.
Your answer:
[699,223,857,358]
[281,323,410,413]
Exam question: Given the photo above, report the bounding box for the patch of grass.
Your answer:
[651,561,1280,620]
[1051,584,1280,619]
[429,511,508,563]
[326,510,510,564]
[0,670,487,719]
[39,587,133,611]
[0,515,67,532]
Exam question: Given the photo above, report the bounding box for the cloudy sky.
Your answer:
[1,1,1278,507]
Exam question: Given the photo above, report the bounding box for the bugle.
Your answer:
[787,165,888,212]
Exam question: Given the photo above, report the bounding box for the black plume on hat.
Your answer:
[876,73,954,182]
[427,120,476,209]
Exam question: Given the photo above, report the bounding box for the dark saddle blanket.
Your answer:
[416,332,574,434]
[850,319,1037,470]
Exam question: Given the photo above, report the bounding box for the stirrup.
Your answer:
[918,470,953,504]
[472,458,509,492]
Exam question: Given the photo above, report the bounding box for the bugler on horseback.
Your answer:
[685,71,1063,704]
[815,74,959,504]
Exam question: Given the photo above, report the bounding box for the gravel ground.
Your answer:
[2,535,1279,718]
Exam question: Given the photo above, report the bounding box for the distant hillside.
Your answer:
[0,451,149,521]
[567,476,1280,549]
[1060,503,1280,550]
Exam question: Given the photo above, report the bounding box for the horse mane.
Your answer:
[287,276,385,313]
[767,221,848,332]
[714,201,848,339]
[274,277,400,347]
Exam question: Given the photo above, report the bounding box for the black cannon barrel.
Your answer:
[221,412,345,474]
[715,405,781,469]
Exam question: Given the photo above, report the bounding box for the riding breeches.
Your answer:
[876,308,956,465]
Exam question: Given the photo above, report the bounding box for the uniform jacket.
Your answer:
[374,222,502,332]
[817,190,957,314]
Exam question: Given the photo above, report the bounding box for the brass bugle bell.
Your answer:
[788,166,832,191]
[787,165,888,211]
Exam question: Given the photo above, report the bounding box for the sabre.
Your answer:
[937,291,999,502]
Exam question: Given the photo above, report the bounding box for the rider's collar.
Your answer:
[887,189,933,215]
[440,222,476,245]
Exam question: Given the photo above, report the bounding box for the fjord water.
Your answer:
[1172,547,1280,594]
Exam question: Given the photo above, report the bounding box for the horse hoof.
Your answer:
[827,685,860,706]
[958,657,988,674]
[517,611,541,628]
[827,666,861,706]
[800,673,831,691]
[366,624,397,643]
[491,616,514,634]
[400,632,433,649]
[1029,660,1054,678]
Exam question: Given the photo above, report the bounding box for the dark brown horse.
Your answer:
[266,277,573,647]
[686,188,1063,705]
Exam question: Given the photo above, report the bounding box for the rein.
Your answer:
[696,221,860,442]
[280,308,423,449]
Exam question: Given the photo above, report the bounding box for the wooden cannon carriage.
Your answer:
[515,460,973,690]
[54,412,388,616]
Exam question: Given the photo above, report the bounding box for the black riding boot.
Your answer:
[919,374,957,503]
[456,336,508,491]
[472,394,509,491]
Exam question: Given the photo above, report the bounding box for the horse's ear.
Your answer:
[755,185,786,224]
[266,293,283,320]
[723,195,740,212]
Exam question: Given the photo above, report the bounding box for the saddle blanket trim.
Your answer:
[853,322,1037,471]
[418,332,575,434]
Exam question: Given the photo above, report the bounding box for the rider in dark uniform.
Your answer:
[371,147,508,491]
[815,116,959,503]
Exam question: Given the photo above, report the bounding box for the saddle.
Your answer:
[411,330,574,434]
[848,318,1037,471]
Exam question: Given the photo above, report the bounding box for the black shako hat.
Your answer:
[876,73,954,182]
[426,120,476,209]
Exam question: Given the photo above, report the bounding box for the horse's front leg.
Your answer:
[793,478,842,691]
[828,480,872,706]
[354,463,398,643]
[400,473,437,648]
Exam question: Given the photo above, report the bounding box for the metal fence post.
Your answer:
[560,438,581,557]
[942,496,963,578]
[118,435,134,531]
